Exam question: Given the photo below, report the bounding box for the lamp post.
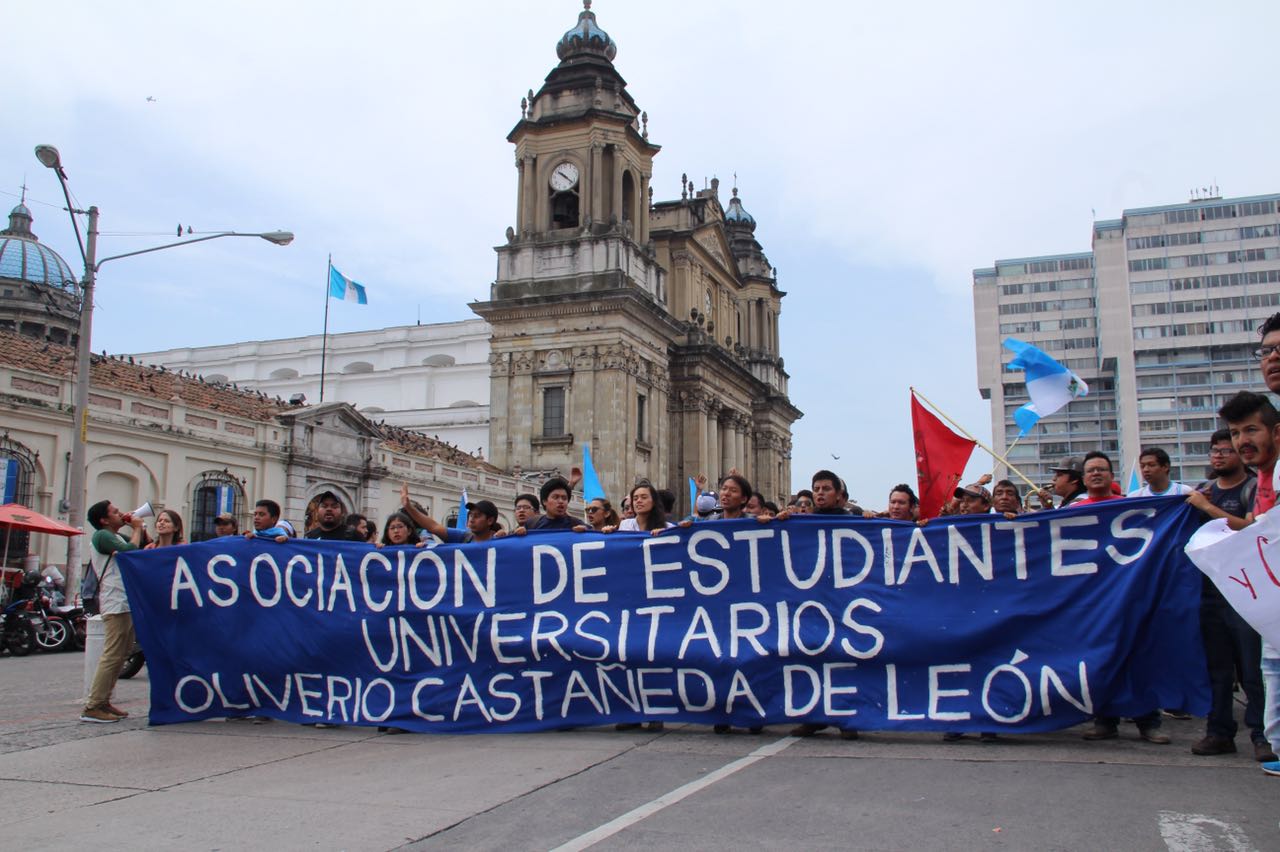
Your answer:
[34,144,293,586]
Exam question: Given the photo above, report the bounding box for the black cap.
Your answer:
[314,490,343,506]
[466,499,498,518]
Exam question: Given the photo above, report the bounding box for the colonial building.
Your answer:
[472,3,800,506]
[0,198,80,346]
[0,328,523,573]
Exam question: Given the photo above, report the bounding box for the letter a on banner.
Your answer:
[911,390,976,520]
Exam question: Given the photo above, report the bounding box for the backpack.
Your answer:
[79,553,112,616]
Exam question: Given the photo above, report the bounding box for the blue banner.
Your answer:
[117,497,1208,733]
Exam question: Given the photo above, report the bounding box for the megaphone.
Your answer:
[131,501,155,520]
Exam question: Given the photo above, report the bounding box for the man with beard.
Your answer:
[305,491,364,541]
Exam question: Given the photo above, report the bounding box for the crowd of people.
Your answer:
[75,314,1280,779]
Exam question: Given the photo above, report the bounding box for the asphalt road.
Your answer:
[0,651,1275,851]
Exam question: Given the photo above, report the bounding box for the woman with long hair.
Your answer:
[144,509,184,549]
[582,498,619,532]
[608,482,672,534]
[378,512,424,548]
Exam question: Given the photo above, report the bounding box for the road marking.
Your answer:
[550,736,798,852]
[1158,811,1255,852]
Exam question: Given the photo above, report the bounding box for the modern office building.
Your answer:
[974,192,1280,490]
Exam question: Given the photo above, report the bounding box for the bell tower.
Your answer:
[473,2,678,496]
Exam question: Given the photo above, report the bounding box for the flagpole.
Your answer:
[320,254,331,404]
[909,387,1041,494]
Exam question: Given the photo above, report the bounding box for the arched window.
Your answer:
[0,434,37,569]
[622,171,636,224]
[190,471,244,542]
[551,190,579,229]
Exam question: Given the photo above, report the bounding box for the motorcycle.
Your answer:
[120,641,145,679]
[7,573,73,652]
[0,605,36,656]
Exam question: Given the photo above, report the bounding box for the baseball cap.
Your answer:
[953,483,993,503]
[466,500,499,518]
[695,493,719,513]
[1050,457,1083,475]
[214,512,235,524]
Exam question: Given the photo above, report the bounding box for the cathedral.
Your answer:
[473,2,800,506]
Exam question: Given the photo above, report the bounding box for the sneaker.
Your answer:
[838,728,859,741]
[748,726,763,734]
[1254,742,1278,762]
[790,723,827,738]
[251,716,272,725]
[79,707,120,724]
[1162,708,1192,720]
[1138,727,1171,745]
[1082,722,1118,741]
[615,722,642,731]
[1262,760,1280,777]
[1191,735,1236,756]
[105,704,129,718]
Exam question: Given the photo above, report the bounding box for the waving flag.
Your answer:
[1002,338,1088,435]
[329,265,368,305]
[911,391,977,520]
[581,445,606,502]
[455,489,468,530]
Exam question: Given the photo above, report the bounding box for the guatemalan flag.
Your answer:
[1002,337,1089,436]
[329,265,368,304]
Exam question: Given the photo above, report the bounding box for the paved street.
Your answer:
[0,651,1275,851]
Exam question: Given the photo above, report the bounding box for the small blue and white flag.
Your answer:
[581,444,606,502]
[215,485,236,516]
[455,489,468,531]
[329,265,368,305]
[1002,337,1089,436]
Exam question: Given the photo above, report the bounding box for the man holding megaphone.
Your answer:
[80,500,146,724]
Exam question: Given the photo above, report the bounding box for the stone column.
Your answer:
[590,143,604,223]
[612,147,624,223]
[521,154,537,234]
[639,173,651,244]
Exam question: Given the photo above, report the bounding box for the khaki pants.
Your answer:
[85,612,135,711]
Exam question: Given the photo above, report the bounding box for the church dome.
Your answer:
[724,187,756,230]
[0,202,77,292]
[556,1,617,62]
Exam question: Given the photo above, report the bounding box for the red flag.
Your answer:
[911,392,977,520]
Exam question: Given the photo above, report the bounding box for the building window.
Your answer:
[636,393,647,443]
[191,471,244,542]
[551,191,579,229]
[543,386,566,437]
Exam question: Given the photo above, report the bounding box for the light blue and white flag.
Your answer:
[455,489,468,531]
[329,265,368,305]
[216,485,236,516]
[1126,459,1141,494]
[1002,337,1089,436]
[581,445,606,502]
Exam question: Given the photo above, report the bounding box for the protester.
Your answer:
[346,513,378,544]
[378,511,424,548]
[213,512,239,537]
[885,484,917,521]
[1036,457,1087,509]
[80,500,145,723]
[791,471,861,739]
[582,498,619,532]
[810,470,848,515]
[245,499,289,542]
[953,483,992,515]
[792,489,814,514]
[1074,451,1169,744]
[716,474,752,520]
[305,491,364,541]
[692,492,719,520]
[991,480,1021,518]
[517,477,582,532]
[1183,430,1271,760]
[514,493,541,527]
[612,482,673,534]
[1128,447,1194,498]
[619,495,635,520]
[144,509,185,549]
[744,493,765,517]
[400,484,501,543]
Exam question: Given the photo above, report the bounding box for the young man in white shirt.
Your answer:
[1127,447,1194,498]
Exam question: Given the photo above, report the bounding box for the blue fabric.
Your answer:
[581,444,606,502]
[455,490,468,531]
[2,458,16,504]
[118,497,1208,733]
[328,265,368,304]
[689,477,698,515]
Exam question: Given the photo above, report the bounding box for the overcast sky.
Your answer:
[6,0,1280,502]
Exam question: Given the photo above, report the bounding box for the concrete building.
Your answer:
[974,192,1280,489]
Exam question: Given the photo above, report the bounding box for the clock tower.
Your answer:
[473,2,801,508]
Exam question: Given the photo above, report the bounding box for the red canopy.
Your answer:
[0,503,83,537]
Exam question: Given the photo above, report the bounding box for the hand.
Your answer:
[128,515,145,529]
[569,467,583,488]
[573,525,589,533]
[755,512,776,523]
[602,525,617,534]
[678,519,694,528]
[514,526,527,536]
[1002,512,1018,520]
[273,535,288,543]
[399,482,410,508]
[728,467,741,477]
[695,474,709,489]
[243,531,255,540]
[772,510,791,522]
[977,473,993,486]
[1037,489,1053,508]
[862,510,876,519]
[1186,491,1211,512]
[492,529,508,539]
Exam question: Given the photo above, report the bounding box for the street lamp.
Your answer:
[34,144,292,586]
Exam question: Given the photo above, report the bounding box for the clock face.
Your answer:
[549,161,579,191]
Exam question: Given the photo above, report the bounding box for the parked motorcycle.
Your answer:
[7,574,73,652]
[0,606,36,656]
[120,641,145,679]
